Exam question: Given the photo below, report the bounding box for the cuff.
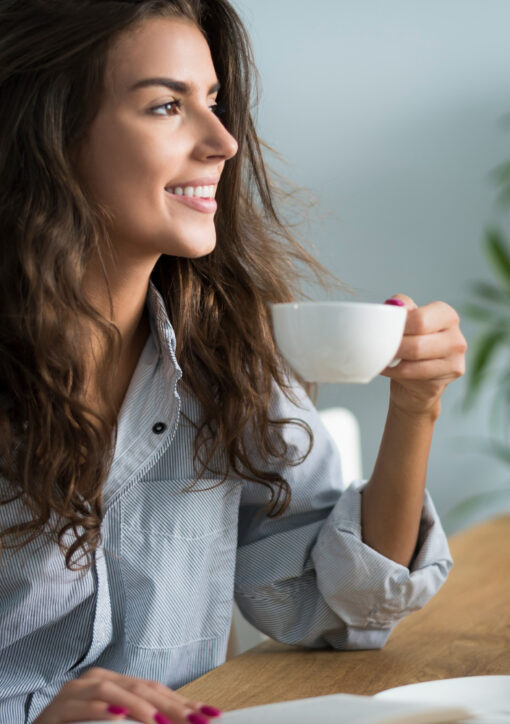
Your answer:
[310,481,453,628]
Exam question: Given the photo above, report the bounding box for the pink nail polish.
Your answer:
[200,705,222,717]
[187,714,209,724]
[154,713,174,724]
[107,705,129,715]
[384,298,405,307]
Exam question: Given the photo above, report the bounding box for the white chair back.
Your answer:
[318,406,362,486]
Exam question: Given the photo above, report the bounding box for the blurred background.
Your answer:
[232,0,510,534]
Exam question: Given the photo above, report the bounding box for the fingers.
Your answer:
[404,301,460,336]
[142,680,208,717]
[83,670,199,711]
[381,296,466,411]
[393,326,467,363]
[63,669,218,724]
[65,678,161,723]
[63,699,129,722]
[386,295,461,336]
[381,296,466,380]
[112,679,206,724]
[381,355,466,381]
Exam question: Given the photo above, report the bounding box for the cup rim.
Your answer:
[270,301,405,311]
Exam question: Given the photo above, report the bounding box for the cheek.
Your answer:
[79,121,171,211]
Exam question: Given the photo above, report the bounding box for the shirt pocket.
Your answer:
[119,478,240,649]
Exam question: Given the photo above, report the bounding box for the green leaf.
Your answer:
[462,302,501,322]
[488,369,510,439]
[496,370,510,442]
[464,328,507,408]
[484,228,510,292]
[468,280,510,305]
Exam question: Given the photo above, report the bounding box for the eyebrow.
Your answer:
[129,77,221,94]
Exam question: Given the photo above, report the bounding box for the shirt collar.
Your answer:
[146,278,181,375]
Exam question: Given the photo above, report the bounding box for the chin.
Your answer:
[172,234,217,259]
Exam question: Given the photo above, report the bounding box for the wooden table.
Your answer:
[179,515,510,710]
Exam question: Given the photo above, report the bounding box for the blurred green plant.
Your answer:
[446,155,510,531]
[463,228,510,421]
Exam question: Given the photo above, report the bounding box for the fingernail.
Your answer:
[384,298,405,306]
[187,714,209,724]
[200,705,223,717]
[154,713,174,724]
[107,706,129,715]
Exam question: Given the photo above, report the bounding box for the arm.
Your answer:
[235,375,453,651]
[362,401,437,567]
[362,295,467,567]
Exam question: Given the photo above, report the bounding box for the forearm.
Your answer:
[361,397,440,567]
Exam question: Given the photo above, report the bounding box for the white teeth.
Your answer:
[166,184,216,198]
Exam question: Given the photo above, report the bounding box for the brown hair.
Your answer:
[0,0,342,570]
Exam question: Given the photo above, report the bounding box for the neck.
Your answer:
[81,252,157,418]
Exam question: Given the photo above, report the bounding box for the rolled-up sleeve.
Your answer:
[234,379,453,650]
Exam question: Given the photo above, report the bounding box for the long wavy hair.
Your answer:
[0,0,342,570]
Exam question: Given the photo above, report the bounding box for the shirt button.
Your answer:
[152,422,167,434]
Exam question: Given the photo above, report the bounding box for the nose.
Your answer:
[193,110,238,162]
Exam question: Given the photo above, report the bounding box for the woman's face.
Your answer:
[76,16,238,262]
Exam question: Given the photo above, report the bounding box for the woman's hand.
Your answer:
[33,667,222,724]
[380,294,467,418]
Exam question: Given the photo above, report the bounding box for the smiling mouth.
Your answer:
[164,188,218,214]
[165,184,217,199]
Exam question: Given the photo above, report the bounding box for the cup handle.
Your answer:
[387,357,401,368]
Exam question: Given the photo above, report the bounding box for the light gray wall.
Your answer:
[233,0,510,533]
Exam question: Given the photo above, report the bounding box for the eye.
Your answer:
[151,100,182,116]
[150,100,226,117]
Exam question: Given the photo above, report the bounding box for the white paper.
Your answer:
[376,675,510,723]
[217,693,471,723]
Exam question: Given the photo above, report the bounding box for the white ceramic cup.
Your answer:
[271,301,407,383]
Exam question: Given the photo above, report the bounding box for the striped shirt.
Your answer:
[0,280,453,723]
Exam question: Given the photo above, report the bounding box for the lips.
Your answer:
[164,188,217,214]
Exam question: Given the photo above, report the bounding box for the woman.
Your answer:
[0,0,467,722]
